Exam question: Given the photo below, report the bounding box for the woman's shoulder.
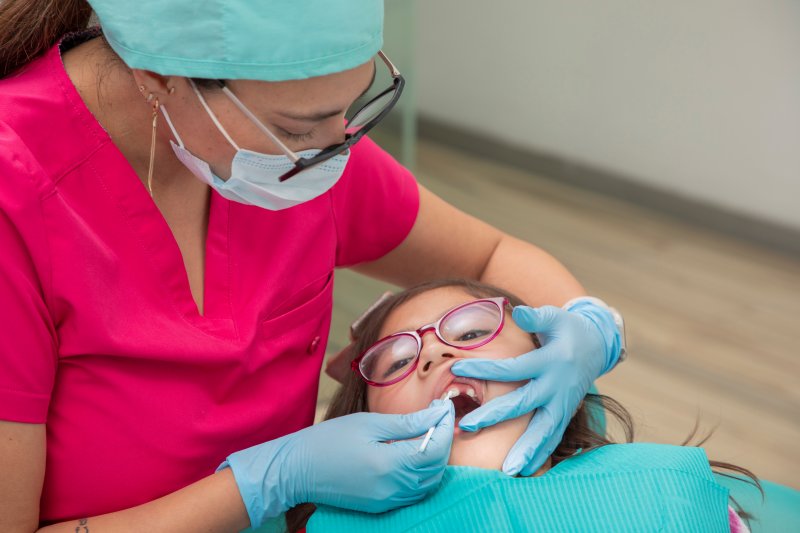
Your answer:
[0,45,62,196]
[0,39,62,121]
[0,40,108,200]
[0,120,55,203]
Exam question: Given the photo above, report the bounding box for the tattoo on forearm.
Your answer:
[74,518,88,533]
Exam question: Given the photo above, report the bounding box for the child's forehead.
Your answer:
[380,287,478,335]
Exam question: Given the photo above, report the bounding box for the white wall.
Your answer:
[414,1,800,230]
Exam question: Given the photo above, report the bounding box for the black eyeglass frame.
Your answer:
[213,50,405,182]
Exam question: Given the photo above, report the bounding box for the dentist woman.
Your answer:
[0,0,623,530]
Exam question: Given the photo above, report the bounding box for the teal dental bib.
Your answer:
[307,443,731,532]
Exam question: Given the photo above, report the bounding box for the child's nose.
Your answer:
[417,330,457,375]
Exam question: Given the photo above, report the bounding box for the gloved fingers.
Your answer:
[389,489,434,509]
[377,461,447,508]
[458,379,545,432]
[501,407,557,476]
[427,398,451,410]
[512,305,563,333]
[371,402,452,441]
[363,489,424,514]
[410,401,455,466]
[416,464,447,495]
[451,345,555,382]
[518,416,570,477]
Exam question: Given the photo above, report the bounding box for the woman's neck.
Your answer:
[61,36,187,186]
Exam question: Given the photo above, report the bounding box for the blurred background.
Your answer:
[320,0,800,489]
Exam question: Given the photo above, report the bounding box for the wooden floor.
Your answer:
[318,134,800,488]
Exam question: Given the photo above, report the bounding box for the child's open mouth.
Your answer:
[452,391,481,419]
[437,377,484,422]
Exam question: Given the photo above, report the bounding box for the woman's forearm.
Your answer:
[36,469,250,533]
[479,234,586,307]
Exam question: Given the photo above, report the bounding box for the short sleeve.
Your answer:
[0,123,57,423]
[331,136,419,267]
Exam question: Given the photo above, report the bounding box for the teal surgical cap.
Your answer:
[86,0,383,81]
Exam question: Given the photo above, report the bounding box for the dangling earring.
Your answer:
[142,85,175,198]
[147,95,160,197]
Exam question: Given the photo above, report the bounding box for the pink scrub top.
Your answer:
[0,31,419,523]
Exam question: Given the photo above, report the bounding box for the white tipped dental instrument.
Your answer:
[419,390,457,452]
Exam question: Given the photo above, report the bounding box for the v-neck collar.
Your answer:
[53,29,237,339]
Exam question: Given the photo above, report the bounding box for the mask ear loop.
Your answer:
[159,104,184,147]
[218,84,299,161]
[187,79,241,151]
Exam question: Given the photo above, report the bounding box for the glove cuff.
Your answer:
[563,297,625,374]
[219,436,296,528]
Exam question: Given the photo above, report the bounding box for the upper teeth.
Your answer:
[442,387,479,402]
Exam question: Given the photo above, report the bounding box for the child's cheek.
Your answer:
[475,339,531,361]
[487,380,531,402]
[367,384,423,415]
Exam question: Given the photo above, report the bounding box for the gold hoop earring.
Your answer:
[147,97,160,197]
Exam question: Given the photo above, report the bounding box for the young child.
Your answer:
[287,279,755,532]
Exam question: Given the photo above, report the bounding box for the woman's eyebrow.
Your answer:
[276,62,377,122]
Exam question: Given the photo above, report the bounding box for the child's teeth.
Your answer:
[466,388,476,399]
[446,388,459,399]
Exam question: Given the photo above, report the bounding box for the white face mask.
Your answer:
[159,81,349,211]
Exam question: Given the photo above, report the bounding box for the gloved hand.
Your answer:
[451,300,621,476]
[220,399,455,527]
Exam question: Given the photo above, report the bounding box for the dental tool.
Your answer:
[419,389,457,453]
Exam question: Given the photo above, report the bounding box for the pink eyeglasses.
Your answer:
[351,297,509,386]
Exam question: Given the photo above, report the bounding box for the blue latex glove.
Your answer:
[219,399,455,528]
[451,300,621,476]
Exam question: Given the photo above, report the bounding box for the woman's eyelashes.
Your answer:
[277,127,316,142]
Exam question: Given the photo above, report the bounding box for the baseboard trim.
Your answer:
[410,116,800,258]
